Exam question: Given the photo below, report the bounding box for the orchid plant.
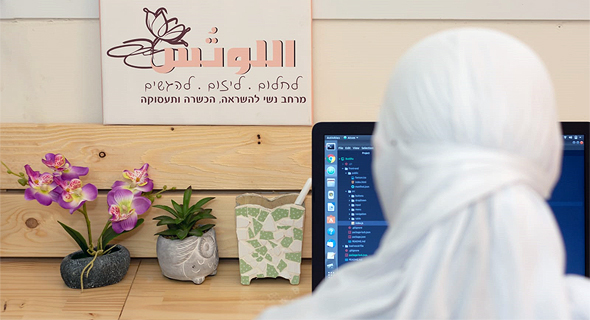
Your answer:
[2,154,172,260]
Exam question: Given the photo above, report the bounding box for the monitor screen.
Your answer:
[549,133,586,275]
[322,134,386,278]
[313,122,588,289]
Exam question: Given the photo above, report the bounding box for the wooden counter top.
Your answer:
[0,258,312,320]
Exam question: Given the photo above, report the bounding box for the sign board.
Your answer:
[100,0,312,125]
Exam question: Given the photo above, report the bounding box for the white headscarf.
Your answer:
[258,28,590,319]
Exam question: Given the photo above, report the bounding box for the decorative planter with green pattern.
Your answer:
[235,193,305,285]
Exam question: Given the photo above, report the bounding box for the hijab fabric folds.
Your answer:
[258,28,590,319]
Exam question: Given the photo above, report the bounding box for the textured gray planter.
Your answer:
[156,228,219,284]
[60,244,131,289]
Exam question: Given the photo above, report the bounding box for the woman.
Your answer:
[258,28,589,319]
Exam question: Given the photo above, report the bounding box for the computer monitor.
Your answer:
[311,122,589,290]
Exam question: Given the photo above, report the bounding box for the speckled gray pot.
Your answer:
[156,229,219,284]
[60,244,130,289]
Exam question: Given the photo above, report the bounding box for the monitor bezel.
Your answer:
[311,122,376,291]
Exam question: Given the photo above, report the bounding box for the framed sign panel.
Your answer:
[100,0,312,125]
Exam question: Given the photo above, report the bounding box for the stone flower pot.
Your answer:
[60,244,131,289]
[156,228,219,284]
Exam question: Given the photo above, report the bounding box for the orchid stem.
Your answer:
[97,220,112,251]
[78,203,93,253]
[1,161,24,178]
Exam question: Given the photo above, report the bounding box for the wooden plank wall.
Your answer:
[0,124,312,258]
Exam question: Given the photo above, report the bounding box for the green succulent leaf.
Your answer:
[153,204,179,219]
[58,221,89,254]
[175,228,189,240]
[153,216,179,226]
[196,224,215,234]
[152,189,215,240]
[191,211,217,222]
[155,228,178,237]
[188,197,215,214]
[166,224,179,231]
[188,229,203,237]
[183,186,192,213]
[171,200,184,218]
[100,218,144,249]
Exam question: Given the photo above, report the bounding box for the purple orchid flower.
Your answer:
[107,188,151,234]
[111,163,153,195]
[55,177,98,214]
[42,153,89,180]
[24,165,58,206]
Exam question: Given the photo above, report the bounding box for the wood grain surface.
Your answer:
[0,258,311,320]
[0,258,140,320]
[0,124,311,190]
[0,193,311,258]
[120,259,312,320]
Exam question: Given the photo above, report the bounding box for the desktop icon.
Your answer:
[326,166,336,175]
[327,252,336,259]
[327,215,336,224]
[326,143,335,150]
[327,263,334,269]
[327,227,335,235]
[328,190,335,199]
[327,203,335,212]
[326,239,336,248]
[326,154,336,163]
[327,178,335,187]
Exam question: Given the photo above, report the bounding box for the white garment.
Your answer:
[258,28,590,319]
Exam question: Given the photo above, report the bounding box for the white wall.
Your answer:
[1,19,589,123]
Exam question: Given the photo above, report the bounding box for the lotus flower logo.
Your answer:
[107,7,191,69]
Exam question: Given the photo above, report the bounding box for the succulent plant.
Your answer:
[153,186,216,240]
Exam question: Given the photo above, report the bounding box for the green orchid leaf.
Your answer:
[58,221,89,254]
[153,204,180,219]
[175,228,189,240]
[188,229,203,237]
[100,218,144,249]
[183,186,192,213]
